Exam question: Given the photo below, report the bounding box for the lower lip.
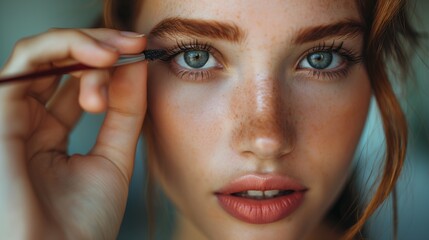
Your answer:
[216,191,305,224]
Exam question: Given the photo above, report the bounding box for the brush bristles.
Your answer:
[144,49,167,60]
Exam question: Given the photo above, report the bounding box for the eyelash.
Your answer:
[160,40,218,82]
[163,40,214,58]
[160,40,363,82]
[297,41,363,80]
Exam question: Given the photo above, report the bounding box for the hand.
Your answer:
[0,28,147,239]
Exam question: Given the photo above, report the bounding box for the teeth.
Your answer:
[240,190,282,199]
[247,190,264,197]
[232,189,294,199]
[264,190,280,198]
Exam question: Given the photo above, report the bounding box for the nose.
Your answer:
[231,73,296,160]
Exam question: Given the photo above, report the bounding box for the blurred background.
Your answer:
[0,0,427,239]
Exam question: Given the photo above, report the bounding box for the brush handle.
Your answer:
[0,49,163,85]
[0,64,95,84]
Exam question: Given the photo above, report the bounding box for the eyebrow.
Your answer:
[149,17,245,43]
[293,20,365,44]
[149,17,364,45]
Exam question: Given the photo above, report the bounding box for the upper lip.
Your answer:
[215,174,307,195]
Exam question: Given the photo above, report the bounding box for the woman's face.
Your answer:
[135,0,371,239]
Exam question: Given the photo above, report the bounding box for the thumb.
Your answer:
[91,60,147,182]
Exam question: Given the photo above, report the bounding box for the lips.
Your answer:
[215,174,307,224]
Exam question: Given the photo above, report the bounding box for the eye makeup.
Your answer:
[153,38,363,83]
[295,40,364,81]
[157,40,225,82]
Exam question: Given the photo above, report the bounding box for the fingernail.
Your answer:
[99,42,118,53]
[120,31,145,38]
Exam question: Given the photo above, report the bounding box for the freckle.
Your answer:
[229,75,297,152]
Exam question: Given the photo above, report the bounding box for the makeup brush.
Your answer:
[0,49,166,84]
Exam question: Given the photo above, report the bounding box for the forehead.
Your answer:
[136,0,361,35]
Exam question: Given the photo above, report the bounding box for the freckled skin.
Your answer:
[230,75,295,160]
[135,1,371,240]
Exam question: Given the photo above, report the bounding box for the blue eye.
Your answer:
[175,50,218,69]
[299,51,343,70]
[184,50,209,68]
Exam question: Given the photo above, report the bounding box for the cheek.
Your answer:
[145,64,228,199]
[147,65,226,152]
[293,67,371,197]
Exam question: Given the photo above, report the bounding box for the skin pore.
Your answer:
[135,0,371,239]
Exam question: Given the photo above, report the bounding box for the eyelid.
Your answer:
[162,40,226,66]
[294,41,363,80]
[174,51,221,70]
[167,40,211,55]
[298,52,345,70]
[295,41,361,66]
[161,40,225,82]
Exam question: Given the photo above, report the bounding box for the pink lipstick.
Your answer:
[215,174,307,224]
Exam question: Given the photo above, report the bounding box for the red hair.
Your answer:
[343,1,419,239]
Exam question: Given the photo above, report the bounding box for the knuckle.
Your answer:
[49,28,81,38]
[88,27,116,34]
[48,28,79,41]
[100,27,119,34]
[12,36,35,56]
[82,28,122,40]
[45,28,90,42]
